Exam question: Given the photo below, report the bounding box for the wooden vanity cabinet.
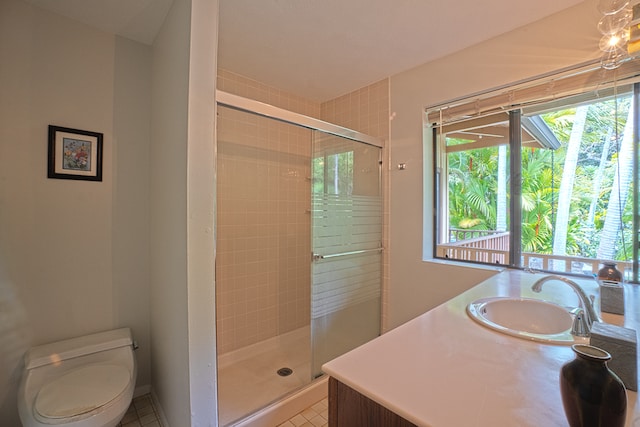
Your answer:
[328,377,418,426]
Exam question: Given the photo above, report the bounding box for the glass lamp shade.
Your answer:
[597,9,632,35]
[601,46,628,69]
[598,0,630,15]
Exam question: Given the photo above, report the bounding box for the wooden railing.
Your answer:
[448,229,508,243]
[441,230,510,264]
[438,229,633,279]
[521,253,632,279]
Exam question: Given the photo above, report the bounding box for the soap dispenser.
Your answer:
[597,261,624,315]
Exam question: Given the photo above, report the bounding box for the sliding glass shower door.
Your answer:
[216,89,384,425]
[310,132,383,378]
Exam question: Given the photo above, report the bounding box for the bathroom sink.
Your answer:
[466,297,588,345]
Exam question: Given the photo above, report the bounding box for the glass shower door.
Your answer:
[310,132,383,378]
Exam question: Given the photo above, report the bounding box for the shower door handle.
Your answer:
[312,247,383,262]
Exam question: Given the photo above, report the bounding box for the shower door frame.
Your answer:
[216,91,384,149]
[215,89,385,422]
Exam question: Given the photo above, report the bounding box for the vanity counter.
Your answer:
[322,270,640,426]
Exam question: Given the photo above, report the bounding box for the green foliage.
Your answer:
[447,144,497,230]
[445,94,635,262]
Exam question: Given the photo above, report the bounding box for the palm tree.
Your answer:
[552,105,588,264]
[588,127,613,226]
[496,145,508,231]
[597,101,635,261]
[448,146,498,230]
[521,148,556,253]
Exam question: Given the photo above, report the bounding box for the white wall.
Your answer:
[185,0,218,423]
[387,0,603,329]
[113,36,153,395]
[0,0,152,424]
[149,0,218,425]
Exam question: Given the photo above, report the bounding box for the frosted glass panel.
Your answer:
[311,195,382,318]
[311,133,382,377]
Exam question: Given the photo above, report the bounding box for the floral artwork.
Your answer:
[48,125,103,181]
[62,138,92,171]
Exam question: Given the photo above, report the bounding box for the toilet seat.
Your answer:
[34,364,129,423]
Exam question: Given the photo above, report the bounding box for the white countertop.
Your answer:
[322,270,640,427]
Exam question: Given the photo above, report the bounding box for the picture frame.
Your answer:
[48,125,103,181]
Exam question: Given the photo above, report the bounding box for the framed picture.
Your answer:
[48,125,103,181]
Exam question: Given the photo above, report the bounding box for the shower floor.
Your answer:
[217,326,312,426]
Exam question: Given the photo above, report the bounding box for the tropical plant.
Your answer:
[445,92,635,265]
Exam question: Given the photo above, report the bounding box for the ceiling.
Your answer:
[24,0,585,102]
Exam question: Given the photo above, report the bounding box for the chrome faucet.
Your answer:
[531,275,601,333]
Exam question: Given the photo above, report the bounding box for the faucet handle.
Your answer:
[571,308,590,337]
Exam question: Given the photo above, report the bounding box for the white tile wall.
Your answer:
[217,106,312,353]
[216,70,391,353]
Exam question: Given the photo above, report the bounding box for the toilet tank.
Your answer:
[24,328,133,370]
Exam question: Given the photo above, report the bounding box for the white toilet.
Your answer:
[18,328,137,427]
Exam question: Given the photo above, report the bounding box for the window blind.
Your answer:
[426,58,640,126]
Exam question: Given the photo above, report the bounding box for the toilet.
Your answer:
[18,328,137,427]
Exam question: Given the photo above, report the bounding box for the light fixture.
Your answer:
[597,0,636,69]
[597,8,631,34]
[597,0,629,15]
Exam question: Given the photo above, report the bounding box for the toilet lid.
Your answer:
[35,364,129,421]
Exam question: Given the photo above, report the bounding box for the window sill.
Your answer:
[423,257,506,273]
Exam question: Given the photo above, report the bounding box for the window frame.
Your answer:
[428,67,640,284]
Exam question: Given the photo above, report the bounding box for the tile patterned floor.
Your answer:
[117,393,327,427]
[277,398,329,427]
[117,394,162,427]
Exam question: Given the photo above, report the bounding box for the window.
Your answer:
[312,151,354,195]
[428,61,639,283]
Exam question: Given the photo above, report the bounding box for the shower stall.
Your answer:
[215,91,384,426]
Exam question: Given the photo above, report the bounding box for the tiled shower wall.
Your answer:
[216,108,312,353]
[216,70,391,354]
[320,80,390,143]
